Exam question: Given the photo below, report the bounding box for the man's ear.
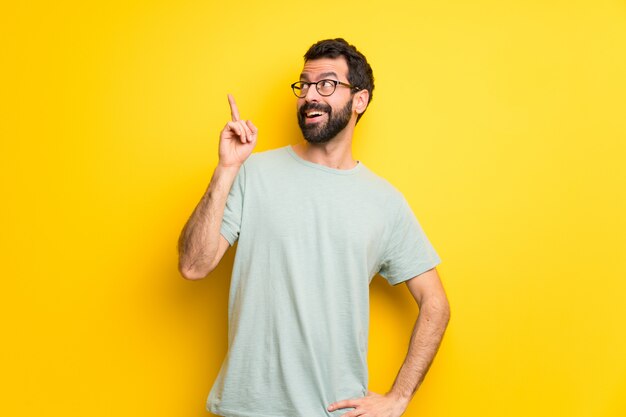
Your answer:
[353,89,370,115]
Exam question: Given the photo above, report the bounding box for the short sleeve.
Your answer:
[378,197,441,285]
[220,164,246,246]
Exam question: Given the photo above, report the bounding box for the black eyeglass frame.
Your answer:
[290,79,360,98]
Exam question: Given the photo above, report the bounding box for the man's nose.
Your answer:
[303,85,321,102]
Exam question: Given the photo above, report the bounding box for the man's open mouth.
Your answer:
[305,111,326,119]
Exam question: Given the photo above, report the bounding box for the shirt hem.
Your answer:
[209,403,304,417]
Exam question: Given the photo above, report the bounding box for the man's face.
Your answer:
[296,58,355,144]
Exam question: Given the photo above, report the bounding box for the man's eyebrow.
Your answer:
[299,71,340,81]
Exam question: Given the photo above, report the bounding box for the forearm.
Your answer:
[178,164,240,279]
[388,297,450,404]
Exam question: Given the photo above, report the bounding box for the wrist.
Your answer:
[216,161,242,171]
[208,163,241,193]
[385,390,411,408]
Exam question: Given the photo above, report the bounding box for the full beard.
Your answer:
[297,99,352,144]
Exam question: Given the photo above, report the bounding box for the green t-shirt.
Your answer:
[208,146,440,417]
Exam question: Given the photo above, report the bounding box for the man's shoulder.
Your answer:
[359,164,405,200]
[244,146,290,168]
[250,146,290,159]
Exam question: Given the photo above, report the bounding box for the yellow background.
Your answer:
[2,1,625,416]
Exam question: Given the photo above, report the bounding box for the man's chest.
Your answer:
[240,175,390,262]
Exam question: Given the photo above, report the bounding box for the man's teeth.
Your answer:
[306,111,325,117]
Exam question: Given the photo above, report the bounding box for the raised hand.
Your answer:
[218,94,258,168]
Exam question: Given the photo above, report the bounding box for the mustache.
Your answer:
[299,102,332,117]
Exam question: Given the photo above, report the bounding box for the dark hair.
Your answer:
[304,38,374,123]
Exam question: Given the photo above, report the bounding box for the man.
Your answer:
[178,38,450,417]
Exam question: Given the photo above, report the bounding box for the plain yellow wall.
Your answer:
[2,1,625,416]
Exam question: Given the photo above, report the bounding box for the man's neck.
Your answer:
[292,137,357,170]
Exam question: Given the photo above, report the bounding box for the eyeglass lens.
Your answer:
[293,80,337,98]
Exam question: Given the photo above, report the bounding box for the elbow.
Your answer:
[178,261,213,280]
[437,295,451,324]
[178,248,223,280]
[180,268,206,280]
[424,295,451,326]
[442,299,451,326]
[441,298,450,327]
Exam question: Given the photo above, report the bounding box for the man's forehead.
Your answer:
[300,57,349,80]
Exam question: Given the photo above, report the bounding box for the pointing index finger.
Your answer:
[227,93,240,121]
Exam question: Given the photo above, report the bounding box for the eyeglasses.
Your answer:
[290,79,360,98]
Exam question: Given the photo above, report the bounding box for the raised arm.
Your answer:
[178,94,258,280]
[328,267,450,417]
